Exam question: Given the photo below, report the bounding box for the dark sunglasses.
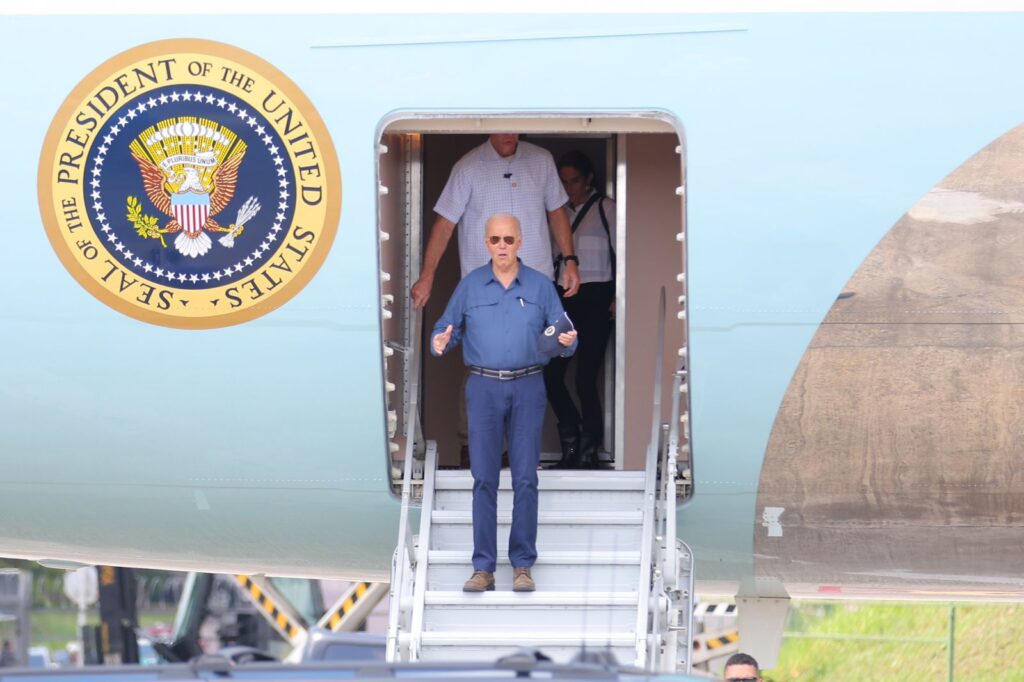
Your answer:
[488,235,516,245]
[726,678,759,682]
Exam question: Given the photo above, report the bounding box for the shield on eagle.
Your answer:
[171,191,211,237]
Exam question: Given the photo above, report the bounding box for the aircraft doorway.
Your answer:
[376,115,690,493]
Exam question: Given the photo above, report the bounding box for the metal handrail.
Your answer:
[385,312,422,661]
[657,367,684,671]
[406,440,438,661]
[664,363,684,589]
[639,287,693,673]
[634,287,667,669]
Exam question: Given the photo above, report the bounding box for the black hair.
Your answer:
[556,150,599,192]
[725,652,760,672]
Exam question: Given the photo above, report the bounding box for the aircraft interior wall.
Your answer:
[622,133,687,471]
[377,119,689,485]
[378,132,415,485]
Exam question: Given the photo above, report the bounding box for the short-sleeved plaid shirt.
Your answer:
[434,140,568,280]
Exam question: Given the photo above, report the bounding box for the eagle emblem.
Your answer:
[128,117,260,258]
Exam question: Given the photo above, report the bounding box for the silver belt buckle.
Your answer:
[498,369,511,380]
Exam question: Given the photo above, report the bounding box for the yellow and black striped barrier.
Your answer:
[234,575,305,642]
[704,631,739,651]
[691,628,740,664]
[324,582,371,631]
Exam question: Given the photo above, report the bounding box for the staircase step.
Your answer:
[434,470,646,491]
[419,631,637,647]
[417,643,638,665]
[430,523,644,552]
[423,606,636,633]
[426,562,641,592]
[427,550,641,565]
[432,510,643,525]
[433,488,644,513]
[424,590,638,606]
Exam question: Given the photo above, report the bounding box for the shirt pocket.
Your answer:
[515,294,547,337]
[465,300,499,322]
[514,168,542,205]
[463,289,502,323]
[466,286,502,309]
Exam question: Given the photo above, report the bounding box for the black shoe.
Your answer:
[579,432,611,470]
[549,423,581,469]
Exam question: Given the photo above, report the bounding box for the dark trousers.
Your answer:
[543,281,615,441]
[466,372,546,572]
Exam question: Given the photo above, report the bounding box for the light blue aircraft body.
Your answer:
[3,13,1024,603]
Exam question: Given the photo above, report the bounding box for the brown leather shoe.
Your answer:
[462,570,495,592]
[512,567,535,592]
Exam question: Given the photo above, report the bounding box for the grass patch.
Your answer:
[764,602,1024,681]
[0,609,177,648]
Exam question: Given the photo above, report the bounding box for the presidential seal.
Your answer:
[38,39,341,328]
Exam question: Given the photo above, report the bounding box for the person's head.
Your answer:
[485,213,522,269]
[557,150,597,206]
[723,652,761,682]
[489,134,520,158]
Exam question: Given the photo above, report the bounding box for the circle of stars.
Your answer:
[89,89,294,286]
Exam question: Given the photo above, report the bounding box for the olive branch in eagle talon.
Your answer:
[126,195,169,248]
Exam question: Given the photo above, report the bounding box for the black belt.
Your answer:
[468,365,544,381]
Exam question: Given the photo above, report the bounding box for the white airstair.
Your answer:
[387,290,694,672]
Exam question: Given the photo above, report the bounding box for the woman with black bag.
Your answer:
[545,151,616,469]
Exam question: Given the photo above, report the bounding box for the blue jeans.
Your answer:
[466,372,546,572]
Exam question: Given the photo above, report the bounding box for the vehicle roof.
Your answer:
[0,659,706,682]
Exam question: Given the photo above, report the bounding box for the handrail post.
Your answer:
[386,311,422,662]
[664,364,683,589]
[407,440,438,661]
[636,288,667,670]
[947,605,956,682]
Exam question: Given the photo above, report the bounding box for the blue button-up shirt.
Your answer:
[431,262,577,369]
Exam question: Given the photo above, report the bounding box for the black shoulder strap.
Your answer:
[570,192,603,234]
[597,198,612,243]
[597,198,616,279]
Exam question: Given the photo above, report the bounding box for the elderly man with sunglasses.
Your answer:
[431,214,578,593]
[414,133,580,469]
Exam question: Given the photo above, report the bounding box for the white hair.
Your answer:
[485,213,522,238]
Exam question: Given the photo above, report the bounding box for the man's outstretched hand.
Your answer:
[433,324,453,354]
